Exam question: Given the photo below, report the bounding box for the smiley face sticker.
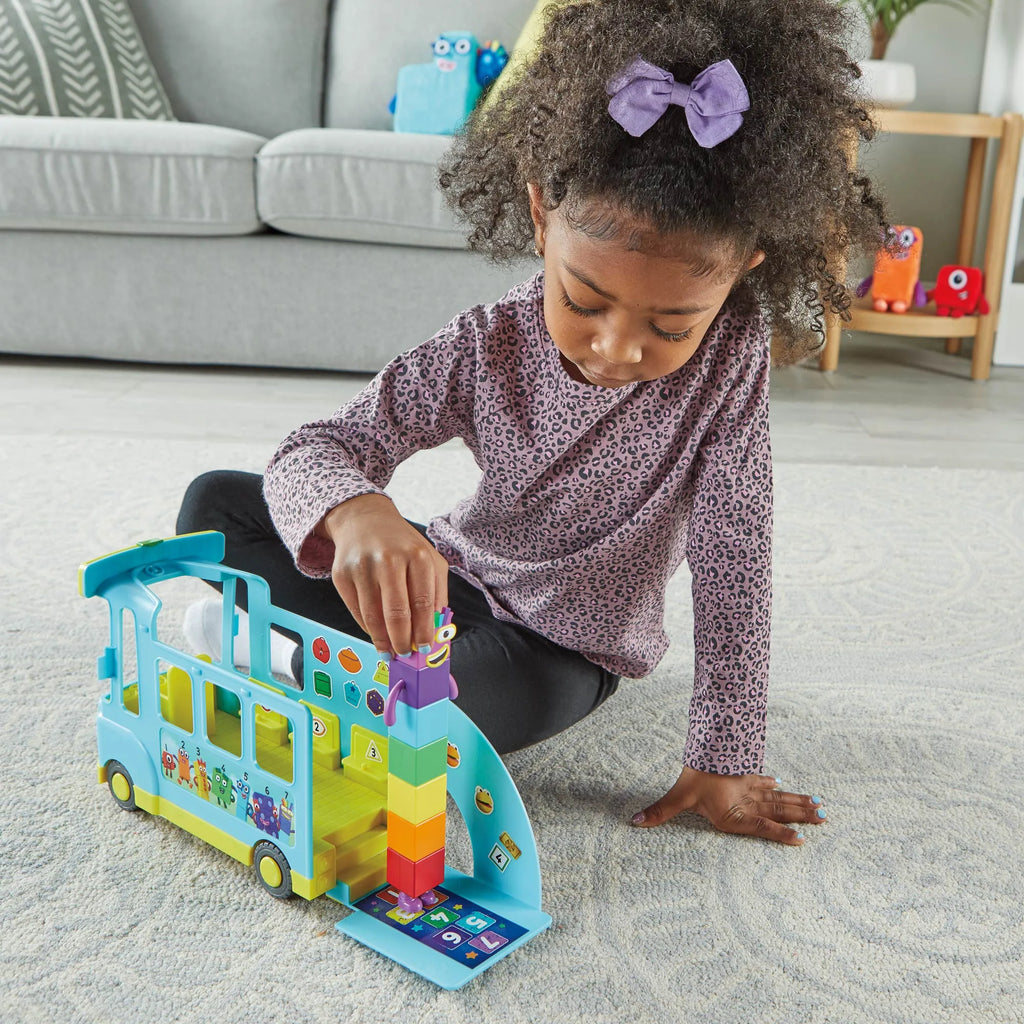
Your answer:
[474,786,494,815]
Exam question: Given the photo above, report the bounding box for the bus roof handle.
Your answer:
[78,532,226,598]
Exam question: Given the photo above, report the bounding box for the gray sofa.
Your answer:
[0,0,534,372]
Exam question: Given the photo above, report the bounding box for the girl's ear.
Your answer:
[747,250,766,272]
[527,182,546,251]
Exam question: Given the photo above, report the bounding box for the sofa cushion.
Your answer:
[125,0,330,138]
[0,0,173,119]
[0,115,265,235]
[257,129,468,248]
[324,0,535,130]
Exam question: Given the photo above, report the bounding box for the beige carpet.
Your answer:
[2,426,1022,1024]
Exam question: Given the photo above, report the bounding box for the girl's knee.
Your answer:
[177,470,261,535]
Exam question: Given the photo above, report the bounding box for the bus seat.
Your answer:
[343,725,389,797]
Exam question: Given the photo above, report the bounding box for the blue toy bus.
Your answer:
[79,532,550,989]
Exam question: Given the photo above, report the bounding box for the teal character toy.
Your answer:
[390,32,508,135]
[80,533,550,989]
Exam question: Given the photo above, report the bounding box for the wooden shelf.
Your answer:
[820,110,1023,380]
[846,289,980,339]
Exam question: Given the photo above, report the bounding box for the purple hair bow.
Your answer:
[606,57,749,147]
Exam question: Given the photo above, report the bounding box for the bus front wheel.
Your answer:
[253,841,293,899]
[106,760,138,811]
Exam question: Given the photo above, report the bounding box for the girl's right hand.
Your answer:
[318,493,449,658]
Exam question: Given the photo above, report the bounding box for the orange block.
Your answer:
[387,810,445,862]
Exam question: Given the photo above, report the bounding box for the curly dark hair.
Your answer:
[438,0,889,364]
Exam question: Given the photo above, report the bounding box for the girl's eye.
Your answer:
[652,324,694,343]
[560,291,600,317]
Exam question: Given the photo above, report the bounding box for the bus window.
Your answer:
[205,681,242,758]
[157,660,194,734]
[229,579,249,673]
[269,620,303,691]
[120,607,139,716]
[255,706,294,784]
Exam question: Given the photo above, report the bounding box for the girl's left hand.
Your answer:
[631,766,826,846]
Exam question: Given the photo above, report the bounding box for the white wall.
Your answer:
[978,0,1024,366]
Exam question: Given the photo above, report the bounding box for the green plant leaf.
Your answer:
[839,0,988,59]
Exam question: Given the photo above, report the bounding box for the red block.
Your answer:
[386,846,446,899]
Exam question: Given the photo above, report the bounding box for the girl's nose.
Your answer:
[592,329,643,365]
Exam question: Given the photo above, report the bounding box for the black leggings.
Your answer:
[176,471,619,755]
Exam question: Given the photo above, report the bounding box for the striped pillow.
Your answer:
[0,0,174,118]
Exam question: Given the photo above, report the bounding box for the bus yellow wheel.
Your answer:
[260,857,283,889]
[253,841,292,899]
[106,760,137,811]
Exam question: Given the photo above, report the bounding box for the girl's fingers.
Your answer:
[405,547,441,651]
[332,574,373,643]
[376,562,415,656]
[754,777,827,824]
[748,818,807,845]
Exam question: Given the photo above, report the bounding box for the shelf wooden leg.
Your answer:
[973,113,1024,379]
[971,318,995,380]
[946,337,962,355]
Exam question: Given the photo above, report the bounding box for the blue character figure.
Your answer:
[251,792,280,838]
[476,41,508,88]
[391,32,492,135]
[234,778,251,821]
[212,766,235,810]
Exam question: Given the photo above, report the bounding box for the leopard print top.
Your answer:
[264,273,772,774]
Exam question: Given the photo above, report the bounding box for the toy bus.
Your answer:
[79,531,550,989]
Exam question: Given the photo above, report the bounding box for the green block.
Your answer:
[387,736,448,787]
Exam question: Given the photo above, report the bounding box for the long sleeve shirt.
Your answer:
[264,273,773,774]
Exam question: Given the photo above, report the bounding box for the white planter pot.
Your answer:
[857,59,917,108]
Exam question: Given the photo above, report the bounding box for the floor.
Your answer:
[1,333,1022,471]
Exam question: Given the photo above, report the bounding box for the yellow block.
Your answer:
[387,774,446,825]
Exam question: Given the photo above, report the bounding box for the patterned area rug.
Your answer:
[2,430,1021,1024]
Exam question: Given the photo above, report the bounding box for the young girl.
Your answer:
[179,0,886,846]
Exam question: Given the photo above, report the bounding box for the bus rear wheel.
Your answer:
[253,841,293,899]
[106,760,137,811]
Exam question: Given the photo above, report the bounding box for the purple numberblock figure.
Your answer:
[251,792,280,838]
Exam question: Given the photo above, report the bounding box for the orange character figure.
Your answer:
[176,745,192,788]
[856,225,926,313]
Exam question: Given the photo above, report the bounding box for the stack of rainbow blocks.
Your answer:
[383,609,458,908]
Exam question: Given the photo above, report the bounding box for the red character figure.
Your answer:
[928,265,989,318]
